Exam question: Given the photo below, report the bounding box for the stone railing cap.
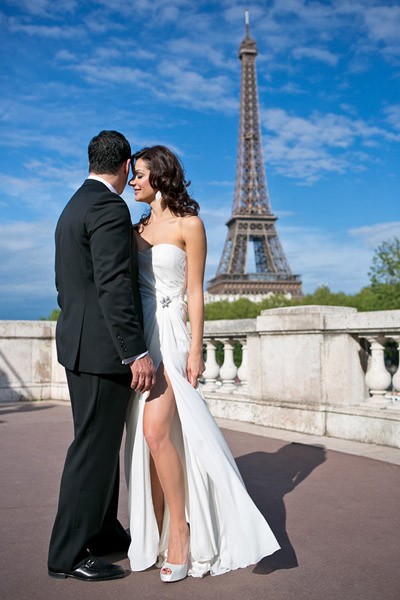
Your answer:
[203,318,256,336]
[260,305,357,316]
[0,320,56,339]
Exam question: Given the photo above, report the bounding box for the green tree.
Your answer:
[203,281,400,320]
[364,237,400,310]
[368,237,400,285]
[40,309,60,321]
[299,285,351,307]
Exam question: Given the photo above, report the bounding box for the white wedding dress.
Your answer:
[125,243,280,577]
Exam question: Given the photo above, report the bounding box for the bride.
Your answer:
[125,145,280,583]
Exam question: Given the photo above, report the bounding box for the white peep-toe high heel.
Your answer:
[160,524,190,583]
[160,561,188,583]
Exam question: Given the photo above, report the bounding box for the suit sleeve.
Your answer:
[86,194,147,361]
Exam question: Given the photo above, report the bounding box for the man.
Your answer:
[48,130,155,581]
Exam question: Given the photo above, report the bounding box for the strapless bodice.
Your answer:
[138,243,187,307]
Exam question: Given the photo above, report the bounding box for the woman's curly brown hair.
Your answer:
[131,145,199,223]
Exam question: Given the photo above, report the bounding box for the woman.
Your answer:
[125,146,280,583]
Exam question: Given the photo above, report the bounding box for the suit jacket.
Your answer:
[55,179,147,375]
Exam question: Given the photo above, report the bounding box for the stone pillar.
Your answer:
[236,338,248,389]
[364,337,392,405]
[387,336,400,409]
[219,339,237,391]
[202,339,220,392]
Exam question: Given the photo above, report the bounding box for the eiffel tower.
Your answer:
[207,11,302,297]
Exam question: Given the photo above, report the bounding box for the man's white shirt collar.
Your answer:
[87,174,118,195]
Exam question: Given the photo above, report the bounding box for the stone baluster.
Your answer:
[236,338,248,390]
[388,336,400,409]
[364,337,392,405]
[219,338,238,391]
[202,339,220,391]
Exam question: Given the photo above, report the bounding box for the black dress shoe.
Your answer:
[48,556,127,581]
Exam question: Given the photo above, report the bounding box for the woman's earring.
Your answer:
[155,191,162,201]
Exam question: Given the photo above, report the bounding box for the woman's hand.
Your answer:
[186,349,205,388]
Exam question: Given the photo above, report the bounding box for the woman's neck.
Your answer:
[149,202,173,222]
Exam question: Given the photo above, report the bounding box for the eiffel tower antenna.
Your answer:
[207,11,302,297]
[245,7,250,37]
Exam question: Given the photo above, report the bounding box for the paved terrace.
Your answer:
[1,401,399,600]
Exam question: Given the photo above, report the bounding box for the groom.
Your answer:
[48,130,155,581]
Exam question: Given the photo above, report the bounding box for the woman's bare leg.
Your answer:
[143,363,189,565]
[149,456,164,535]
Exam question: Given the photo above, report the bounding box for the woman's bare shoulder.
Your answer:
[179,215,205,236]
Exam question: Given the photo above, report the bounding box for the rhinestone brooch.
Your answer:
[160,296,172,308]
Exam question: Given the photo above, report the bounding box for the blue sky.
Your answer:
[0,0,399,319]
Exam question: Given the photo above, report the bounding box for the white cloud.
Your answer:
[8,21,81,38]
[274,210,296,218]
[278,224,373,292]
[293,46,339,66]
[4,0,77,17]
[196,202,232,281]
[204,222,230,281]
[0,220,55,302]
[202,181,235,188]
[0,109,88,155]
[166,37,236,72]
[275,82,306,95]
[201,205,231,224]
[0,161,85,218]
[92,0,195,25]
[71,62,150,86]
[58,46,238,113]
[153,60,238,113]
[384,104,400,130]
[54,49,76,62]
[261,108,400,183]
[363,5,400,55]
[349,221,400,248]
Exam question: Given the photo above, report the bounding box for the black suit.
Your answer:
[48,179,147,571]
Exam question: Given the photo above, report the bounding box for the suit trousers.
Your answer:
[48,369,132,571]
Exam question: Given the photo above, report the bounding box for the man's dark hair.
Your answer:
[88,130,131,175]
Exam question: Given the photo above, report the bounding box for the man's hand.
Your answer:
[130,355,156,392]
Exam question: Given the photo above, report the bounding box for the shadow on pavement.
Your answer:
[236,442,327,575]
[0,401,57,418]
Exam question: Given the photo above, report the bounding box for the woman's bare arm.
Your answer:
[181,216,207,387]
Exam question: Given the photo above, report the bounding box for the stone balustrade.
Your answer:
[202,306,400,448]
[202,318,255,393]
[1,306,400,447]
[203,307,400,403]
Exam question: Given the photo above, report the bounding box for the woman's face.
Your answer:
[128,158,155,204]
